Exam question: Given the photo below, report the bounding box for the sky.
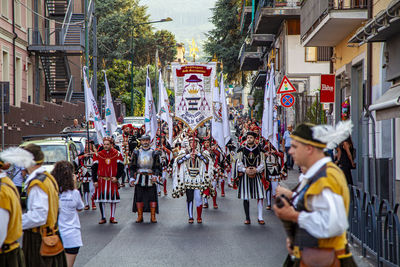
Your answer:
[140,0,216,60]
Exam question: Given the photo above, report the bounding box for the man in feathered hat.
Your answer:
[172,135,213,224]
[273,121,356,266]
[233,130,267,225]
[21,144,67,266]
[130,134,162,223]
[92,136,124,224]
[0,147,35,267]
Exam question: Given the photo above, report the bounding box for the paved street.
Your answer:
[76,181,287,267]
[74,168,373,267]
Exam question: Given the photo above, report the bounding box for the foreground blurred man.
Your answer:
[274,122,356,267]
[22,144,67,266]
[0,147,34,267]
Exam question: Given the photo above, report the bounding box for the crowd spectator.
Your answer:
[282,124,293,170]
[52,161,84,267]
[335,136,356,185]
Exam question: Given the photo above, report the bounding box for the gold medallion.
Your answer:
[105,159,111,165]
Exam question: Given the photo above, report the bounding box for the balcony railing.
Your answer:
[349,185,400,267]
[300,0,368,41]
[28,28,84,49]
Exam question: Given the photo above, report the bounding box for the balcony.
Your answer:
[238,43,263,71]
[252,70,267,88]
[240,0,254,32]
[254,0,301,34]
[249,32,275,46]
[301,0,368,46]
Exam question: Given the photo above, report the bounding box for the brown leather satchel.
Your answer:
[300,248,340,267]
[40,228,64,256]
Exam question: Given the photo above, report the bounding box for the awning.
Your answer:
[349,0,400,45]
[369,84,400,121]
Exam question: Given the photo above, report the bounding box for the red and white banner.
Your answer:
[172,63,216,130]
[320,74,335,103]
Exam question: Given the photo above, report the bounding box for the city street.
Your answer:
[74,169,372,267]
[76,182,287,267]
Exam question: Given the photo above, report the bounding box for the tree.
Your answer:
[97,60,158,116]
[152,30,177,67]
[204,0,244,83]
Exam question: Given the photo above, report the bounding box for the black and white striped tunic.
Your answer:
[234,145,266,200]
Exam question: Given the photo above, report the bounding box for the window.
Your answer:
[1,0,8,18]
[2,51,10,82]
[305,47,332,62]
[15,57,22,106]
[15,0,21,26]
[27,62,33,103]
[305,47,317,62]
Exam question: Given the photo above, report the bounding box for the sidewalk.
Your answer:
[280,167,375,267]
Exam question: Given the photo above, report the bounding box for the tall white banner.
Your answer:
[83,67,105,144]
[103,71,117,137]
[220,76,231,146]
[145,67,158,141]
[158,71,173,145]
[172,63,216,130]
[212,75,225,151]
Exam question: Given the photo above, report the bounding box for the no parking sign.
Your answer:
[280,93,295,108]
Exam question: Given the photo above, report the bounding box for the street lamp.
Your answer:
[130,17,173,116]
[247,95,255,119]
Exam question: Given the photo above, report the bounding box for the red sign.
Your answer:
[175,65,212,77]
[320,74,335,103]
[277,76,297,94]
[280,93,295,108]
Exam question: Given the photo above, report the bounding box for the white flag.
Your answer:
[261,72,270,141]
[158,71,173,145]
[103,71,117,137]
[83,67,105,144]
[145,66,158,142]
[212,75,225,152]
[220,76,231,145]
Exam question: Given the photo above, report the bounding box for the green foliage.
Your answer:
[97,59,158,116]
[305,99,327,124]
[96,0,176,68]
[204,0,244,83]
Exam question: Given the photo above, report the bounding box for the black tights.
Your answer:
[243,200,250,220]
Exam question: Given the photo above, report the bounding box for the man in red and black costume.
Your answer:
[92,137,124,224]
[119,124,139,187]
[157,133,173,196]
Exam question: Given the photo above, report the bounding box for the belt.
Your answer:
[293,246,350,259]
[99,176,112,181]
[138,171,153,175]
[0,241,19,254]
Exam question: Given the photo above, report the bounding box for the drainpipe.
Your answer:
[364,0,376,195]
[12,0,18,105]
[251,0,255,33]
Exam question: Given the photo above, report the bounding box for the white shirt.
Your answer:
[296,157,349,239]
[22,167,49,230]
[58,189,84,248]
[0,208,9,247]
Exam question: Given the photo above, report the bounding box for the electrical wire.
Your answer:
[15,0,85,26]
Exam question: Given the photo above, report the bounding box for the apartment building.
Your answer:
[239,0,331,125]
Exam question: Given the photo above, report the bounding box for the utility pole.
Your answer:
[84,0,89,72]
[93,16,97,100]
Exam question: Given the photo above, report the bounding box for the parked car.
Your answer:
[61,128,99,145]
[20,134,79,173]
[123,116,145,128]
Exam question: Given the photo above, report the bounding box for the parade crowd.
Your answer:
[0,113,358,267]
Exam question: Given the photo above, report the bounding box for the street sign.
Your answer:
[277,76,296,94]
[239,104,244,110]
[280,93,295,108]
[320,74,335,103]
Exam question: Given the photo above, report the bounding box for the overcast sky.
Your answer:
[140,0,216,59]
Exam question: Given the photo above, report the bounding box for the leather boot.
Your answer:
[212,195,218,209]
[163,180,167,196]
[136,202,144,223]
[221,180,225,197]
[197,206,203,223]
[150,202,157,223]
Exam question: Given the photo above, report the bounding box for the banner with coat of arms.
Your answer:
[172,63,216,131]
